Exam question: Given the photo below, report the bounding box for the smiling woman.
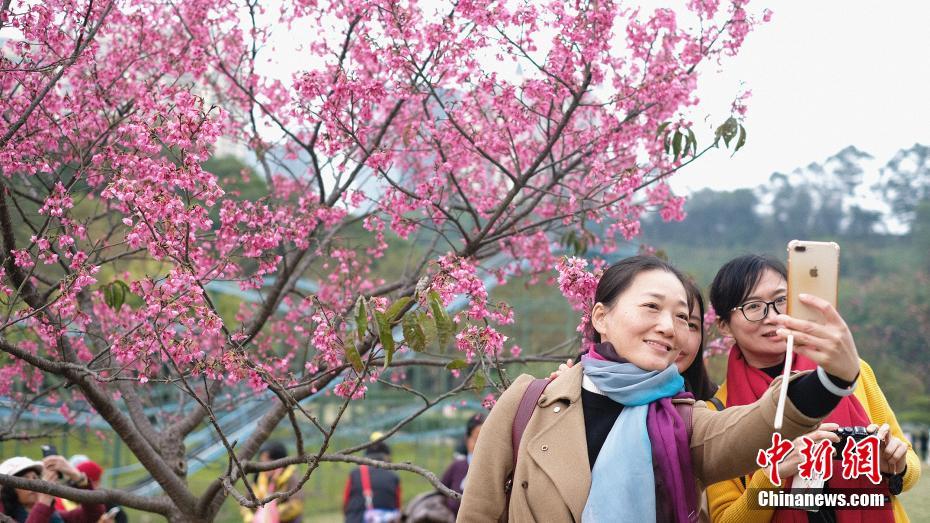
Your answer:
[705,254,921,523]
[458,255,866,523]
[589,260,694,371]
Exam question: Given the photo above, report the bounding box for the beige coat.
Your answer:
[458,365,823,523]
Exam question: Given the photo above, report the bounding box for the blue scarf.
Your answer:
[581,355,684,523]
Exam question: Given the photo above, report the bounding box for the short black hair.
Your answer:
[260,440,288,461]
[365,441,391,457]
[709,254,786,323]
[466,413,485,438]
[585,255,694,343]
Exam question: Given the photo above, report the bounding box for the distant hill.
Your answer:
[644,143,930,246]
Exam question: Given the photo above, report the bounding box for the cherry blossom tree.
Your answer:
[0,0,763,520]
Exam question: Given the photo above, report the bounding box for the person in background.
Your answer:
[54,458,127,523]
[705,254,920,523]
[439,414,485,516]
[239,440,304,523]
[343,438,402,523]
[679,277,718,401]
[0,455,104,523]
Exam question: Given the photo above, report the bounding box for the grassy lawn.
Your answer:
[899,463,930,521]
[4,427,927,522]
[123,461,930,522]
[1,431,458,522]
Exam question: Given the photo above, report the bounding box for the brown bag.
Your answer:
[401,491,455,523]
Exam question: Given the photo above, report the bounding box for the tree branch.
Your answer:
[0,1,115,149]
[0,475,172,515]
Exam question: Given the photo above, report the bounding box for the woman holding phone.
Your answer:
[458,255,864,523]
[705,254,920,523]
[0,455,104,523]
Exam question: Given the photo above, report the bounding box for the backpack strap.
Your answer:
[360,465,374,510]
[511,378,551,467]
[673,400,694,441]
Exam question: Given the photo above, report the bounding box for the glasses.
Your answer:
[732,296,787,322]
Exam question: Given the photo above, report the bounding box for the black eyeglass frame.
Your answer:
[731,297,786,322]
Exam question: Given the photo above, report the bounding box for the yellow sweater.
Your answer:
[239,465,304,523]
[706,359,920,523]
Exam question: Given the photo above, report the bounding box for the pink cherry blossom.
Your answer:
[0,0,764,517]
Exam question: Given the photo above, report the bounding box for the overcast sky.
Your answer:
[7,1,923,199]
[247,0,930,198]
[670,0,930,195]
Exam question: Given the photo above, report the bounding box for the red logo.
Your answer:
[840,435,882,484]
[797,437,835,481]
[757,433,794,485]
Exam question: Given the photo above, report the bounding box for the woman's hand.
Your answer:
[35,468,58,506]
[42,455,83,484]
[775,294,860,382]
[767,423,841,484]
[868,423,909,474]
[548,359,574,380]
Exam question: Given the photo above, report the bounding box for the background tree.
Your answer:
[911,199,930,274]
[0,0,765,521]
[644,188,762,246]
[877,144,930,225]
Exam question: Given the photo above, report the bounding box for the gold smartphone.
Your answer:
[786,240,840,323]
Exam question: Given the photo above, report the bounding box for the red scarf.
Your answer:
[725,345,894,523]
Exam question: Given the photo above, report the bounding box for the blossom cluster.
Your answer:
[0,0,764,411]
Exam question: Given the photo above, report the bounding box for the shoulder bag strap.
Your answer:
[360,465,374,510]
[673,401,693,441]
[512,378,551,467]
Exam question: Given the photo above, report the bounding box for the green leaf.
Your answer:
[656,121,671,137]
[402,314,426,352]
[574,235,587,256]
[672,131,683,161]
[385,296,413,323]
[446,359,468,371]
[428,291,454,350]
[355,298,367,343]
[687,128,697,156]
[344,341,364,373]
[374,311,395,369]
[560,230,576,250]
[416,311,437,346]
[718,117,738,148]
[734,125,747,154]
[103,280,129,311]
[471,373,486,391]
